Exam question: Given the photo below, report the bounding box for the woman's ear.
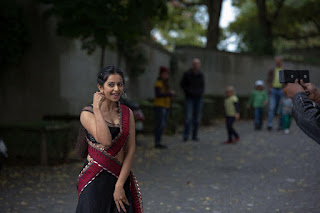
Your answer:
[97,84,103,92]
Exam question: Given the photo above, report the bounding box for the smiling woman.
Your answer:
[75,65,143,213]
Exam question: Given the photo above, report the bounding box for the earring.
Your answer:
[121,92,127,99]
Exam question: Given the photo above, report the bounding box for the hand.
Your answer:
[284,79,305,98]
[235,113,240,121]
[300,80,320,102]
[92,92,105,109]
[114,186,130,213]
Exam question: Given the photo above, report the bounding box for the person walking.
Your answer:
[247,80,268,130]
[224,86,240,144]
[267,55,284,131]
[153,66,174,149]
[75,66,143,213]
[180,58,205,142]
[281,91,293,134]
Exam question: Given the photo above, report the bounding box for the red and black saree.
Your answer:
[76,104,143,213]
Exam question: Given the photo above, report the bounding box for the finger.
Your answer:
[305,89,310,95]
[294,79,299,84]
[119,200,127,213]
[115,201,121,213]
[123,197,130,206]
[300,79,307,88]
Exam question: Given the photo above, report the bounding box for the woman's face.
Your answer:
[160,72,169,80]
[99,74,124,102]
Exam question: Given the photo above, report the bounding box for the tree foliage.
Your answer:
[41,0,167,72]
[229,0,320,55]
[153,0,223,50]
[154,2,207,50]
[0,0,30,70]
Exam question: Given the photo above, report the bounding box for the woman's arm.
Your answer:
[114,109,136,212]
[79,92,112,147]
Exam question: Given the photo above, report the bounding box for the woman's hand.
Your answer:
[114,185,130,213]
[92,92,105,109]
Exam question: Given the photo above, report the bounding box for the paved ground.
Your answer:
[1,120,320,213]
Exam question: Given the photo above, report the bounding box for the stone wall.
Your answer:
[173,46,320,97]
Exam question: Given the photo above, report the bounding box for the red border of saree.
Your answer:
[77,104,143,213]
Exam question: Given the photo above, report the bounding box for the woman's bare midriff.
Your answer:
[87,143,125,163]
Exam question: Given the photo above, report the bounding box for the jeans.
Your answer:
[183,97,203,140]
[283,114,291,129]
[226,116,239,141]
[254,107,264,129]
[154,107,168,145]
[267,88,284,128]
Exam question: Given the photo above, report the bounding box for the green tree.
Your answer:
[229,0,320,55]
[41,0,167,73]
[0,0,30,70]
[154,1,207,50]
[154,0,223,50]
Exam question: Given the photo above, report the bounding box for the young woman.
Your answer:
[76,66,143,213]
[153,66,174,149]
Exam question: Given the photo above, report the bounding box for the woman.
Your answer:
[76,66,143,213]
[153,66,174,149]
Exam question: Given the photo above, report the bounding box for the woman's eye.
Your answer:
[108,83,115,87]
[118,83,123,87]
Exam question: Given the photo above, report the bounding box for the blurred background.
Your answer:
[0,0,320,212]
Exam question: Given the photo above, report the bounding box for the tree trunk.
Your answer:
[255,0,274,54]
[205,0,223,49]
[100,46,106,69]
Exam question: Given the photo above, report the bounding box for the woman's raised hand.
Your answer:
[93,91,105,109]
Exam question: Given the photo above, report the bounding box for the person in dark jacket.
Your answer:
[285,79,320,144]
[180,58,205,142]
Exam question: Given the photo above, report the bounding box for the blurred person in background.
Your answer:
[180,58,205,142]
[281,89,293,134]
[0,138,8,174]
[247,80,268,130]
[153,66,175,149]
[285,80,320,144]
[224,86,240,144]
[267,55,284,131]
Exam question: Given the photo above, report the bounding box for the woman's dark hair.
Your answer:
[97,65,125,87]
[157,66,169,91]
[76,65,125,158]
